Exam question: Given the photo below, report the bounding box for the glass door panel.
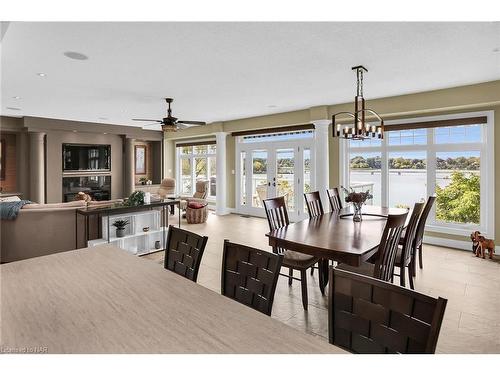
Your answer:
[303,148,311,213]
[252,150,268,208]
[181,158,192,194]
[276,148,295,212]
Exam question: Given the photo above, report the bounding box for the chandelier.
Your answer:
[332,65,384,140]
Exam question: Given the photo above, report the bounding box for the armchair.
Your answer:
[180,180,209,210]
[158,178,176,198]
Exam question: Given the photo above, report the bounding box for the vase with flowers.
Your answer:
[341,186,373,222]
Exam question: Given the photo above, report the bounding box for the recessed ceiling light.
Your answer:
[12,96,21,100]
[98,117,108,120]
[63,51,89,61]
[103,133,108,135]
[267,105,277,108]
[37,72,47,77]
[73,130,77,133]
[6,107,21,111]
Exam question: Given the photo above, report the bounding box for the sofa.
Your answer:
[0,199,122,263]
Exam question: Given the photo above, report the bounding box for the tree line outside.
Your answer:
[350,155,480,170]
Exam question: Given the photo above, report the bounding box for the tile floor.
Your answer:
[143,212,500,353]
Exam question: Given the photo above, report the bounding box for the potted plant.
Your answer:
[139,177,148,185]
[112,219,129,238]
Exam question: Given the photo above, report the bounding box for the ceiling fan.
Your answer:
[132,98,206,132]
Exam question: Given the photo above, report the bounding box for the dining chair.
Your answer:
[336,212,408,282]
[304,191,324,218]
[304,191,325,276]
[263,196,320,309]
[394,202,424,289]
[221,240,283,316]
[328,267,447,353]
[326,187,343,212]
[164,225,208,282]
[413,196,436,271]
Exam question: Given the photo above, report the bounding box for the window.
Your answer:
[342,112,494,237]
[177,142,216,199]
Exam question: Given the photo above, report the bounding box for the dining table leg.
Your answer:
[318,259,329,295]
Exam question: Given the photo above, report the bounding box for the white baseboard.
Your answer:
[423,235,471,251]
[424,235,497,254]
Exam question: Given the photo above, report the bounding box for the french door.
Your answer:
[236,139,314,221]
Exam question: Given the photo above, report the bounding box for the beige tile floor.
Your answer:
[144,212,500,353]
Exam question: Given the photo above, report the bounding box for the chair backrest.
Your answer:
[158,178,176,197]
[221,240,283,316]
[373,212,408,282]
[304,191,324,218]
[326,188,343,212]
[400,202,425,266]
[193,180,209,199]
[262,196,289,254]
[414,196,436,248]
[328,267,447,353]
[164,225,208,282]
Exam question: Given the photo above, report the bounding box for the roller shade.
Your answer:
[231,123,315,137]
[175,140,216,147]
[385,116,487,132]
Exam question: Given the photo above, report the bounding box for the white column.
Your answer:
[29,131,46,203]
[215,132,228,215]
[312,120,330,208]
[123,137,135,197]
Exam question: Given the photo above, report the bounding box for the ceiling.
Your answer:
[1,22,499,129]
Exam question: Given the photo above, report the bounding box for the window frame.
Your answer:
[175,140,217,200]
[339,110,495,238]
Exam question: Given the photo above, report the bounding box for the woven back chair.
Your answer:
[326,187,343,212]
[263,196,289,255]
[304,191,324,218]
[415,196,436,269]
[373,213,407,282]
[328,267,447,353]
[221,240,283,316]
[164,225,208,282]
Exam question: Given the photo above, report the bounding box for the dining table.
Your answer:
[266,205,409,291]
[0,244,346,354]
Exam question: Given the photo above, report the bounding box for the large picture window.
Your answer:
[341,111,494,237]
[176,141,216,199]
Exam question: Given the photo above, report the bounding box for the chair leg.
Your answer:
[300,270,308,310]
[408,266,415,290]
[310,263,315,276]
[318,260,325,296]
[288,268,293,286]
[399,266,406,287]
[418,244,423,269]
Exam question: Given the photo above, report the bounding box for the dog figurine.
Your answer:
[471,231,495,259]
[470,231,481,255]
[477,235,495,260]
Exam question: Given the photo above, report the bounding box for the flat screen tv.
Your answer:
[63,144,111,171]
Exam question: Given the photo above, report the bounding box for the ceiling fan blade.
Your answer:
[132,118,163,122]
[142,123,162,128]
[176,123,190,130]
[178,120,206,126]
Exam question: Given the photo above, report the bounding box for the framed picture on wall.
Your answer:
[0,139,5,180]
[135,145,147,174]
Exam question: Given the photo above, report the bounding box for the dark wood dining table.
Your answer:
[266,205,408,290]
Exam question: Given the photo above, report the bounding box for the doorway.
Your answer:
[235,131,315,221]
